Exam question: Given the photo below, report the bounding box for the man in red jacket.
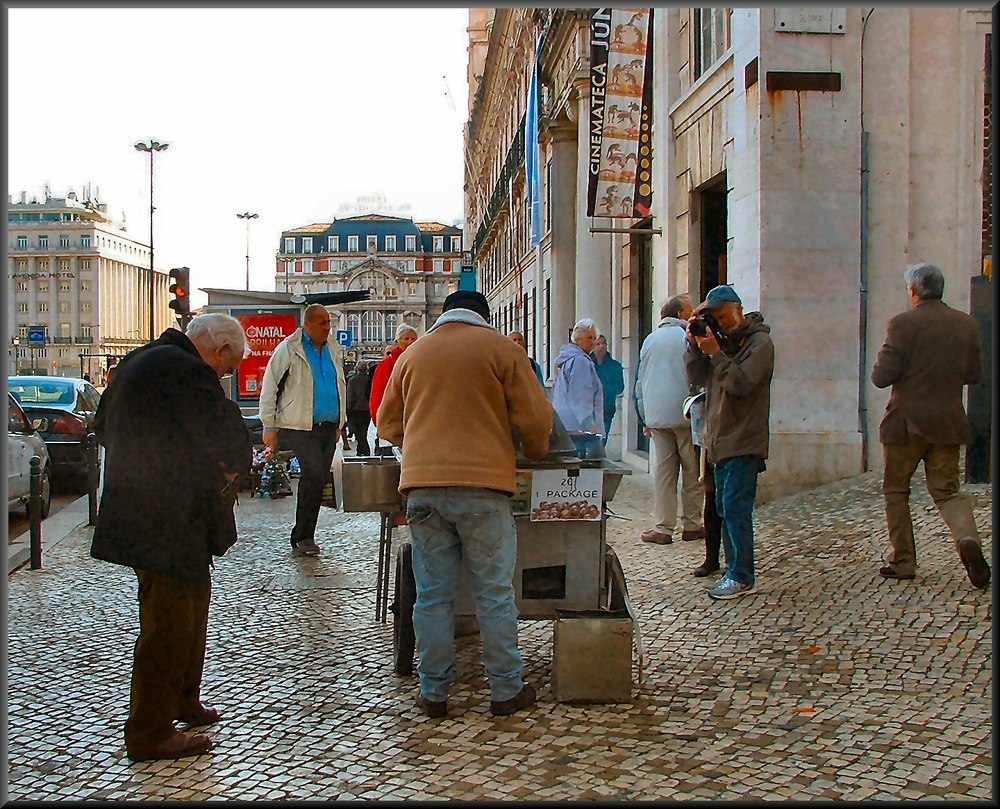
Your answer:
[871,261,988,588]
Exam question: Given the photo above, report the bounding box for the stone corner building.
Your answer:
[273,214,464,361]
[7,188,172,381]
[464,7,992,500]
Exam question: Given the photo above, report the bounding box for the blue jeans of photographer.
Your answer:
[714,455,764,585]
[406,487,523,703]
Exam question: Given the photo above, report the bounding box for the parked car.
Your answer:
[7,376,102,493]
[7,392,52,518]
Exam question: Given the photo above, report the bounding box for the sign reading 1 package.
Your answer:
[530,469,603,521]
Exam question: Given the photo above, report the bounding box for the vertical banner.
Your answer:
[588,8,654,218]
[526,34,544,245]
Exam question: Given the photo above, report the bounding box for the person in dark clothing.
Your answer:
[345,360,373,456]
[91,314,251,763]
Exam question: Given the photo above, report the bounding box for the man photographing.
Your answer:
[684,285,774,600]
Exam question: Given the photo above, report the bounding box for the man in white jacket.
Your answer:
[634,295,704,545]
[259,304,348,556]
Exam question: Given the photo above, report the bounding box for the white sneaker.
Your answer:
[707,577,754,600]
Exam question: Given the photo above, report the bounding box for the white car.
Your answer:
[8,392,52,518]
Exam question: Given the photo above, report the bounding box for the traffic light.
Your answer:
[168,267,191,324]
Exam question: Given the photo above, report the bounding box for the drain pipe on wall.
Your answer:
[858,8,875,473]
[859,130,870,472]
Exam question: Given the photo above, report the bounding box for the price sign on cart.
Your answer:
[529,469,603,521]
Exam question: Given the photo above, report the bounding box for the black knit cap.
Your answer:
[442,290,490,321]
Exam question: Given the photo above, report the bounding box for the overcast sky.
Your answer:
[7,7,470,305]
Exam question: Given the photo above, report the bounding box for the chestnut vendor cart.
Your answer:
[340,423,639,685]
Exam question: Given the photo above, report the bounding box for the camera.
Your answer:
[689,311,721,339]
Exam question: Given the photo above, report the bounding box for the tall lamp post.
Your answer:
[237,211,259,290]
[134,139,169,341]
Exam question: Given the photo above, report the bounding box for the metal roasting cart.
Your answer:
[340,416,641,683]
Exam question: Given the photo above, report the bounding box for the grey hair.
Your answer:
[186,313,247,357]
[904,262,945,300]
[571,318,600,341]
[395,323,418,340]
[660,294,691,320]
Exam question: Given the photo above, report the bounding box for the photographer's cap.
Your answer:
[701,284,741,310]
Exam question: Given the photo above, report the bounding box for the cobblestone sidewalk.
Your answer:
[6,471,993,801]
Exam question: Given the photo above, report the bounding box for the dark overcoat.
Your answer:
[91,328,251,580]
[871,298,982,446]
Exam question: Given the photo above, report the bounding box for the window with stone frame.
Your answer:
[693,8,731,80]
[348,269,396,300]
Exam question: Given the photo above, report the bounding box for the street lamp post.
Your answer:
[237,211,259,290]
[134,139,169,341]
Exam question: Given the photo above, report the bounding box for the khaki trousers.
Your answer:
[649,426,703,535]
[124,568,211,752]
[882,439,981,575]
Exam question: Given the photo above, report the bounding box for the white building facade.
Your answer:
[465,7,992,499]
[7,190,172,380]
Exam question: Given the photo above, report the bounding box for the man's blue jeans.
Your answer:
[405,487,523,703]
[714,455,763,585]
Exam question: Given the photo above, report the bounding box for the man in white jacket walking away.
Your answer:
[634,295,704,545]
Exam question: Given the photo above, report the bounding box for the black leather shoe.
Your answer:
[414,693,447,718]
[127,730,214,762]
[490,683,536,717]
[879,565,915,581]
[692,562,721,578]
[958,538,991,589]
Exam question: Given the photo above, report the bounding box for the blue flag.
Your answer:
[526,35,543,246]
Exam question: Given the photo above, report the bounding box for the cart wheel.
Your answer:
[605,547,629,612]
[392,543,416,676]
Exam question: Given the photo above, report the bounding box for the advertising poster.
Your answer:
[529,469,603,521]
[232,308,300,402]
[587,7,654,218]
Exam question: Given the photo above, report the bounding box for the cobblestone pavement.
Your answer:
[6,470,993,801]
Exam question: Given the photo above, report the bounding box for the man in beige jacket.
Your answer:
[378,290,552,719]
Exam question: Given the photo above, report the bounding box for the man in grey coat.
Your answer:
[685,285,774,600]
[871,262,988,588]
[634,294,704,545]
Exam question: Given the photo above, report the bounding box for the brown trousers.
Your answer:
[882,439,981,575]
[124,568,211,752]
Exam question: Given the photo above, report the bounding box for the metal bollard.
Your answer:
[29,455,43,569]
[86,432,99,526]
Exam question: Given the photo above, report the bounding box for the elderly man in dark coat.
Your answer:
[91,313,251,762]
[872,262,989,589]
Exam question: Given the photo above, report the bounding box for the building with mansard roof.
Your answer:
[274,214,463,361]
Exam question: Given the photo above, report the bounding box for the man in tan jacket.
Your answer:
[872,262,989,588]
[378,290,552,718]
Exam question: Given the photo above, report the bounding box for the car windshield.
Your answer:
[8,380,75,406]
